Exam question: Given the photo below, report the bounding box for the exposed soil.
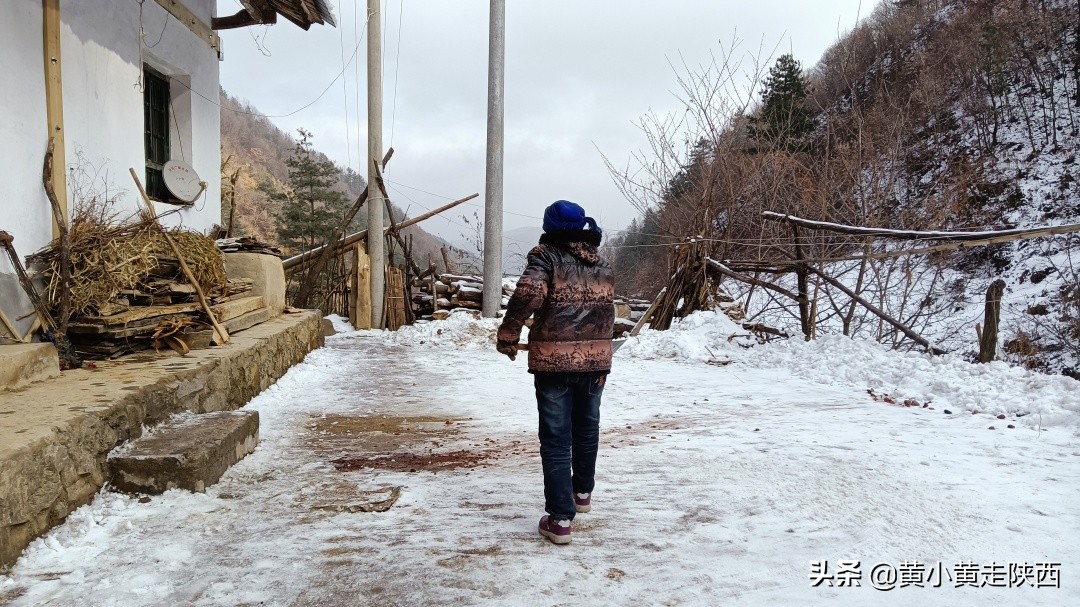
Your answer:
[306,413,462,454]
[332,448,501,472]
[309,413,511,472]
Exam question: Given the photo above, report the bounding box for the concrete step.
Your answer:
[108,410,259,494]
[0,343,60,392]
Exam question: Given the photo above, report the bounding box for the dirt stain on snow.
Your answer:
[307,413,530,473]
[332,448,500,472]
[436,545,502,570]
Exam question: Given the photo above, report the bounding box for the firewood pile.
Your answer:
[614,298,652,336]
[411,273,510,319]
[29,210,270,359]
[215,236,282,256]
[409,271,653,337]
[644,246,786,342]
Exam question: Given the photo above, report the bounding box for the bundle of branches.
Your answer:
[649,239,718,331]
[645,238,771,341]
[29,206,226,317]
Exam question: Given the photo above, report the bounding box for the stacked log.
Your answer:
[410,275,655,336]
[215,236,282,256]
[614,297,651,336]
[411,273,513,319]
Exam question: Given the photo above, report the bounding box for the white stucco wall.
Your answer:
[0,0,220,247]
[0,0,52,269]
[1,0,221,336]
[60,0,221,233]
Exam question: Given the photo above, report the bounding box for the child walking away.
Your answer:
[496,200,615,545]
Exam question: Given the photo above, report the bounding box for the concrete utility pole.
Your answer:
[367,0,384,328]
[481,0,505,317]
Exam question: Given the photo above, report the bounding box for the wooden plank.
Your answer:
[211,295,265,322]
[83,302,202,325]
[354,244,372,330]
[152,0,223,56]
[223,307,271,333]
[42,0,68,240]
[77,295,262,327]
[0,309,27,343]
[68,314,194,338]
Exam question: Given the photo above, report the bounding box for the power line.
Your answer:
[336,0,352,169]
[175,10,373,119]
[353,1,364,180]
[389,0,405,152]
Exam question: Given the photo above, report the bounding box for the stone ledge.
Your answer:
[0,311,323,569]
[108,411,259,494]
[0,343,60,393]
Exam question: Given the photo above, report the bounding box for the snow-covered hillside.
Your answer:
[719,0,1080,376]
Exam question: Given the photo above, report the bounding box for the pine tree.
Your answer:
[748,54,816,151]
[274,129,347,254]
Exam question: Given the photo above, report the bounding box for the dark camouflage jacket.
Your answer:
[497,230,615,374]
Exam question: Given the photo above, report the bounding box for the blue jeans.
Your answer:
[534,373,605,521]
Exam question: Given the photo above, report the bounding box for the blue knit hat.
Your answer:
[542,200,600,233]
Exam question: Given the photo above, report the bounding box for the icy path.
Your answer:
[2,328,1078,606]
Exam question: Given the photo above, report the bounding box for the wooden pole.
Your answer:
[804,264,946,355]
[282,193,478,273]
[354,242,372,329]
[791,223,812,340]
[704,259,800,301]
[42,0,68,240]
[129,168,230,345]
[979,279,1006,363]
[0,230,56,332]
[372,159,421,277]
[762,211,1080,242]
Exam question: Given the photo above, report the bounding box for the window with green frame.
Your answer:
[143,66,171,201]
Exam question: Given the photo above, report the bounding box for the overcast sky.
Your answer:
[216,0,877,243]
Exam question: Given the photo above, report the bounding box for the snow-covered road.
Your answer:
[2,313,1077,606]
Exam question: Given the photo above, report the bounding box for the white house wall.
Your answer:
[0,0,221,337]
[0,0,51,273]
[0,0,221,254]
[60,0,221,233]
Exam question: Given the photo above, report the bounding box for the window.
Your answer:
[143,65,171,201]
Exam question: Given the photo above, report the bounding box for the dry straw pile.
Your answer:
[30,205,226,317]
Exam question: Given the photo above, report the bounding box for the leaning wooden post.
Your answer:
[979,279,1006,363]
[129,168,229,345]
[805,264,946,355]
[42,138,71,333]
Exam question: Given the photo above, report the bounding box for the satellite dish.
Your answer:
[162,160,205,203]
